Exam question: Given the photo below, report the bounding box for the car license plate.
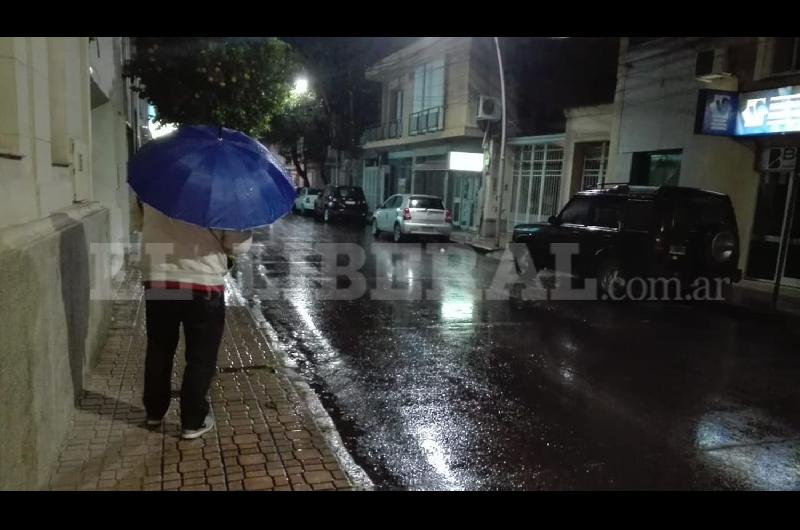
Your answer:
[669,244,687,255]
[345,200,355,205]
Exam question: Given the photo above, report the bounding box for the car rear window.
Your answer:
[669,193,733,230]
[409,197,444,210]
[336,187,365,200]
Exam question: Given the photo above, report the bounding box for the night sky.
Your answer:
[503,37,620,135]
[282,37,619,137]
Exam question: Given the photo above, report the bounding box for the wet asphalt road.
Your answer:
[239,213,800,490]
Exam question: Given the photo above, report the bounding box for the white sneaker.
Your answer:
[181,413,215,440]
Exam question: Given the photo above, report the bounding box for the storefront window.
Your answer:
[630,149,682,186]
[746,171,800,285]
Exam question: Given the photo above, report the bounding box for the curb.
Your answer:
[228,277,374,491]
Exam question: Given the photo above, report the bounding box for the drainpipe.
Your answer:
[493,37,507,249]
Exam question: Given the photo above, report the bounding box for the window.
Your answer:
[559,198,592,225]
[624,200,655,232]
[412,59,445,113]
[772,37,800,75]
[630,149,682,186]
[380,196,399,209]
[409,197,444,210]
[409,59,445,135]
[581,141,609,190]
[389,89,403,123]
[413,171,446,197]
[336,187,365,200]
[590,199,621,229]
[508,143,564,230]
[669,193,734,230]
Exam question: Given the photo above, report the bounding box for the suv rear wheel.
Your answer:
[597,258,625,300]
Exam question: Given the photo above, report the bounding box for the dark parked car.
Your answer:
[313,185,369,224]
[511,185,742,296]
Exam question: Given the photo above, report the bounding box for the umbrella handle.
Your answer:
[218,125,223,140]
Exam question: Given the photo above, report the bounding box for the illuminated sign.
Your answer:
[759,147,798,171]
[448,151,483,172]
[695,89,738,136]
[736,86,800,136]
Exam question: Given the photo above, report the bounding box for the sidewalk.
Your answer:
[47,266,356,491]
[449,230,511,254]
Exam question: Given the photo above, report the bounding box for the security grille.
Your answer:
[508,143,564,231]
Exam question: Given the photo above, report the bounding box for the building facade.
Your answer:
[497,104,614,240]
[0,37,145,489]
[607,37,800,302]
[358,37,511,235]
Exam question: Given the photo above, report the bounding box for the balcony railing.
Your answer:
[360,120,403,144]
[409,106,444,136]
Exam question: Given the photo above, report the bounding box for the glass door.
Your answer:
[746,171,800,287]
[782,174,800,287]
[459,174,474,230]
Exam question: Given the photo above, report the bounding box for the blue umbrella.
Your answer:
[128,125,297,230]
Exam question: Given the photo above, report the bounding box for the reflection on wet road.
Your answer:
[238,214,800,490]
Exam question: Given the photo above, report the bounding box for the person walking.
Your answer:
[128,125,296,440]
[141,202,252,439]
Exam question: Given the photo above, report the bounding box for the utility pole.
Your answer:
[493,37,507,249]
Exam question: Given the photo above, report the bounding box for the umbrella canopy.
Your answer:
[128,125,296,230]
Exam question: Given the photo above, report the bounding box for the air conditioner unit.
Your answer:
[695,48,733,81]
[477,95,501,121]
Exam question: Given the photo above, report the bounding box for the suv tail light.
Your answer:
[654,236,666,255]
[711,231,737,263]
[402,207,412,221]
[445,209,452,222]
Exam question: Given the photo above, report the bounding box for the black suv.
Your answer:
[314,185,369,224]
[511,185,742,295]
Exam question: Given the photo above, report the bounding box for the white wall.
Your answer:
[0,38,98,229]
[612,39,760,271]
[0,37,142,487]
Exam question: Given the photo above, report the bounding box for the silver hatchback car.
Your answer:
[372,194,452,242]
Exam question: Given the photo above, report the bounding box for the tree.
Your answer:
[280,38,414,158]
[123,37,296,137]
[262,92,330,188]
[261,38,414,186]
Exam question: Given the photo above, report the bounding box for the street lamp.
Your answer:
[292,77,309,96]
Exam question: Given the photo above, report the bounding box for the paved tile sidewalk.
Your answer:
[48,267,354,491]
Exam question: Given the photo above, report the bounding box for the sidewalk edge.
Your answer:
[240,296,375,491]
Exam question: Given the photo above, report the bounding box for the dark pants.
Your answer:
[143,289,225,429]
